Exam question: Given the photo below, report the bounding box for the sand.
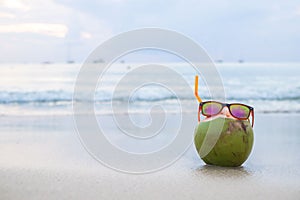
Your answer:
[0,113,300,200]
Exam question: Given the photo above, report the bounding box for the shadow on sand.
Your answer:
[194,164,253,179]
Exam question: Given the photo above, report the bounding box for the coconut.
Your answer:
[194,116,254,167]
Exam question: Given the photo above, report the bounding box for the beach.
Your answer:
[1,0,300,199]
[1,113,299,200]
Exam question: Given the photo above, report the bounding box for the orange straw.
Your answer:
[194,75,202,102]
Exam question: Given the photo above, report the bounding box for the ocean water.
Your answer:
[0,62,299,116]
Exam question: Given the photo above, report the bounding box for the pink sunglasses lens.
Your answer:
[230,104,250,118]
[202,102,222,116]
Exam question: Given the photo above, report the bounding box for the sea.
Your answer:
[0,62,299,116]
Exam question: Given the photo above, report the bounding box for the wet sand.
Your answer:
[0,113,299,199]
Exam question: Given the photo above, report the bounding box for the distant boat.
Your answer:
[42,61,53,64]
[67,60,75,64]
[216,59,223,63]
[93,59,105,63]
[238,59,244,63]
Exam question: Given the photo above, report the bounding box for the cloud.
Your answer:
[0,23,68,38]
[0,0,31,11]
[80,31,92,39]
[0,12,16,19]
[0,0,113,62]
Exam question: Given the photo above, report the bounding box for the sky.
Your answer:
[0,0,299,63]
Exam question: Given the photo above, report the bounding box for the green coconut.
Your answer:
[194,117,254,167]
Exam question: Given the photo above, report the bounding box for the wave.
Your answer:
[0,91,73,104]
[0,90,300,104]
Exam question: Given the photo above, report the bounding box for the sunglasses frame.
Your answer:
[198,101,254,127]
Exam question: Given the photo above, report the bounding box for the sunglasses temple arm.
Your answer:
[251,110,254,127]
[198,105,201,123]
[194,75,202,103]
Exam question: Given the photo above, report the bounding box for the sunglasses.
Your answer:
[194,76,254,127]
[198,101,254,126]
